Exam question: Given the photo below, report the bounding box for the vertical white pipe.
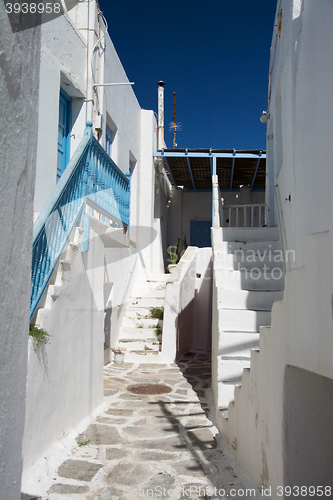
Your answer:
[157,81,165,150]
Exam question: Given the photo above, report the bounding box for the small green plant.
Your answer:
[29,325,50,348]
[168,239,180,265]
[77,439,90,447]
[154,324,162,336]
[150,307,164,320]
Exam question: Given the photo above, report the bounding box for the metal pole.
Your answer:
[173,92,177,148]
[157,81,165,150]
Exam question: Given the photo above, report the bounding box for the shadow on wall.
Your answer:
[175,251,213,360]
[176,295,195,359]
[284,365,333,488]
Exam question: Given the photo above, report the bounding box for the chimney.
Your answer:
[157,81,165,150]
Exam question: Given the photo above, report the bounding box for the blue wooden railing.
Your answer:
[30,122,129,319]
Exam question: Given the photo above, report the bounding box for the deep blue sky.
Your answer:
[98,0,278,150]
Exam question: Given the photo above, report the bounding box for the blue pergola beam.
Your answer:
[162,151,178,189]
[185,149,196,189]
[230,149,236,189]
[250,151,263,191]
[154,151,266,159]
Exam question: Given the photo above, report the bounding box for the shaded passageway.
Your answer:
[22,354,260,500]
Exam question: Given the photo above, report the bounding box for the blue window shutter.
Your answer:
[57,89,71,181]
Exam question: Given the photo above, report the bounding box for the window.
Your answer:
[105,115,118,162]
[105,124,114,158]
[57,89,71,181]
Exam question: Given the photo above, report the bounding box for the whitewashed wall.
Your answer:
[23,220,105,470]
[162,247,212,362]
[154,165,171,271]
[34,13,87,217]
[137,109,162,275]
[25,0,159,474]
[267,0,333,267]
[0,6,41,499]
[102,33,141,175]
[221,0,333,491]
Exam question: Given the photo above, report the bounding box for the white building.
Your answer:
[22,0,164,476]
[0,4,41,499]
[4,0,332,496]
[210,0,333,492]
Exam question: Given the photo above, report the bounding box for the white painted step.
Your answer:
[144,274,169,282]
[215,239,282,255]
[217,331,260,357]
[216,268,284,291]
[217,361,248,410]
[216,331,259,410]
[218,309,271,332]
[122,316,161,329]
[219,226,279,243]
[131,288,166,299]
[217,288,283,311]
[218,360,249,385]
[117,339,160,353]
[214,251,284,270]
[119,327,160,339]
[123,350,162,363]
[130,297,164,308]
[125,307,157,319]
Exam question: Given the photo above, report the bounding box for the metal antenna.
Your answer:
[169,92,182,148]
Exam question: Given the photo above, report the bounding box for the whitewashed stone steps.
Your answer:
[219,226,279,242]
[214,251,284,270]
[214,227,284,418]
[218,309,271,333]
[131,288,166,299]
[117,339,160,353]
[125,307,156,318]
[215,239,282,255]
[120,326,159,339]
[217,289,283,311]
[130,297,164,308]
[122,316,161,329]
[217,331,260,412]
[116,277,166,363]
[217,331,260,357]
[144,273,169,282]
[216,268,284,291]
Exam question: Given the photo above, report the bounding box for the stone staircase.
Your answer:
[116,274,168,363]
[213,227,284,417]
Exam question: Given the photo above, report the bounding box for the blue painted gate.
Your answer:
[190,220,212,247]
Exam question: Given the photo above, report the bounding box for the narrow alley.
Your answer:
[22,354,259,500]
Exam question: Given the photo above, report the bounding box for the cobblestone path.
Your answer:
[22,353,259,500]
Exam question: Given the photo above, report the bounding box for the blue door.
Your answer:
[57,89,71,181]
[190,220,212,247]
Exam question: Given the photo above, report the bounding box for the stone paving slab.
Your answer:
[76,424,125,446]
[58,460,103,481]
[22,353,262,500]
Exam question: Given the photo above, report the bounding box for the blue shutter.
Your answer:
[57,89,71,181]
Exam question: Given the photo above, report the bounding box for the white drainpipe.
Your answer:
[157,81,165,150]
